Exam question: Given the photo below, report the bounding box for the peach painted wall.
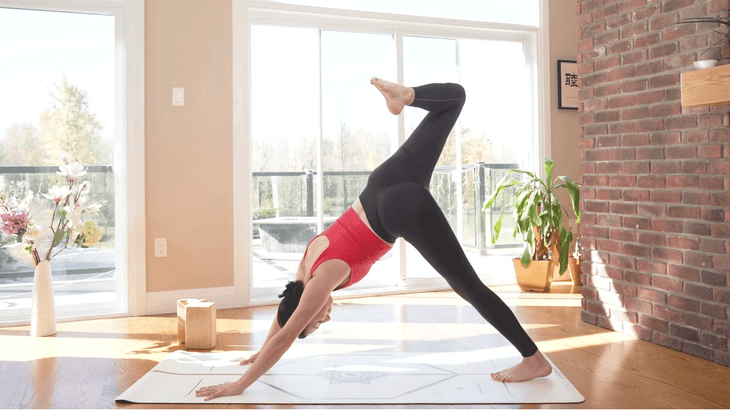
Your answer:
[549,1,580,221]
[145,0,234,292]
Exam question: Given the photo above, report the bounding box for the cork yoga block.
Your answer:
[185,302,217,350]
[176,298,206,343]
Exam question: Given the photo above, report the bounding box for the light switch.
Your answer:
[172,87,184,106]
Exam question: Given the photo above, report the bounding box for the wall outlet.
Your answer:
[155,238,167,257]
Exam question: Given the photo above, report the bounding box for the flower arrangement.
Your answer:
[0,152,102,266]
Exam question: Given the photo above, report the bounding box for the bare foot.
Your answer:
[371,77,415,115]
[491,350,552,382]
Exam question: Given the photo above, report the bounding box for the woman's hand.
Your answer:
[238,352,259,365]
[195,381,245,401]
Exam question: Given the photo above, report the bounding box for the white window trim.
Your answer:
[0,0,145,322]
[234,0,549,306]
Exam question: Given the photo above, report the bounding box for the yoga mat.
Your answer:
[116,350,584,404]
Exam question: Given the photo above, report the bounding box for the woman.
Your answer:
[196,78,552,401]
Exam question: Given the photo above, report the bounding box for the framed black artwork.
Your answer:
[558,60,578,110]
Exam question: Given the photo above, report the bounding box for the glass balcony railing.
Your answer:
[252,163,523,256]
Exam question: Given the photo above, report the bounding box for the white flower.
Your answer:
[57,162,87,181]
[58,151,71,165]
[42,185,72,204]
[24,224,41,240]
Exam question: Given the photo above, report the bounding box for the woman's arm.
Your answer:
[240,257,307,365]
[195,269,343,401]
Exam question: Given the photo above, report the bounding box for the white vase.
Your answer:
[31,260,56,337]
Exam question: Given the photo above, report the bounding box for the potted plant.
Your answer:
[676,10,730,69]
[483,158,581,292]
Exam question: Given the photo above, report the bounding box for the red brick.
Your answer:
[624,216,652,230]
[622,49,647,65]
[637,232,665,246]
[684,192,710,205]
[653,331,682,350]
[710,128,730,142]
[665,53,696,71]
[654,304,685,322]
[650,13,679,31]
[586,201,610,213]
[668,294,701,312]
[622,134,649,146]
[682,161,711,174]
[670,323,700,342]
[667,175,698,188]
[713,254,730,270]
[611,202,637,214]
[666,146,697,159]
[712,160,730,174]
[624,189,650,201]
[595,55,621,71]
[668,264,700,281]
[699,113,727,128]
[653,219,684,233]
[581,310,598,325]
[608,95,635,108]
[685,283,714,300]
[650,103,682,118]
[704,209,725,222]
[667,236,700,250]
[619,0,646,13]
[652,276,682,294]
[699,238,724,253]
[685,222,712,236]
[636,147,663,160]
[639,287,667,305]
[700,332,727,350]
[683,130,709,144]
[636,119,664,132]
[584,175,609,186]
[649,43,678,60]
[702,302,727,319]
[598,316,623,332]
[651,161,681,174]
[638,175,665,188]
[626,270,653,286]
[610,122,635,134]
[650,190,681,203]
[666,116,699,130]
[608,39,633,54]
[611,254,637,269]
[610,147,636,160]
[640,314,668,332]
[596,110,621,123]
[597,188,622,200]
[610,228,635,241]
[699,176,723,190]
[684,251,713,270]
[698,145,722,158]
[650,131,681,145]
[595,83,621,96]
[584,124,609,136]
[621,79,647,93]
[683,341,714,361]
[686,313,714,332]
[668,206,700,219]
[622,162,650,174]
[637,204,666,217]
[624,107,653,122]
[607,12,631,28]
[652,247,683,262]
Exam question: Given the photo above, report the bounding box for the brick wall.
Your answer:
[577,0,730,367]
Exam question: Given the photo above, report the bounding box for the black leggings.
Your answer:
[359,83,538,357]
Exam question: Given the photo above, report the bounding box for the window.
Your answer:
[247,2,541,302]
[0,1,139,322]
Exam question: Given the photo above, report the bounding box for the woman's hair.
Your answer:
[277,280,307,338]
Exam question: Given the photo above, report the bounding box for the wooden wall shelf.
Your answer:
[681,64,730,107]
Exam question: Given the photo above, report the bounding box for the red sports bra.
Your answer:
[304,207,392,289]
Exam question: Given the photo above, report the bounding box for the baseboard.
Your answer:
[146,286,244,316]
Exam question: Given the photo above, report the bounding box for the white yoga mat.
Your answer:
[116,350,584,404]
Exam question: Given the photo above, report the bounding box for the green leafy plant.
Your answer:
[677,10,730,59]
[483,158,581,274]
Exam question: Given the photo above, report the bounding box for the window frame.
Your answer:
[0,0,145,324]
[237,0,549,305]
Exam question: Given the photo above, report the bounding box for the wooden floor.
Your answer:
[1,283,729,409]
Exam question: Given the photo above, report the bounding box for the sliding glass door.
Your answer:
[0,4,126,321]
[249,9,538,302]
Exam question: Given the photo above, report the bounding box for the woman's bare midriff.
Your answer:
[297,199,395,289]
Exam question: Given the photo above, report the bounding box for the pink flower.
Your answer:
[1,210,29,236]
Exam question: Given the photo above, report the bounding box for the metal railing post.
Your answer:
[306,170,314,217]
[477,162,487,256]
